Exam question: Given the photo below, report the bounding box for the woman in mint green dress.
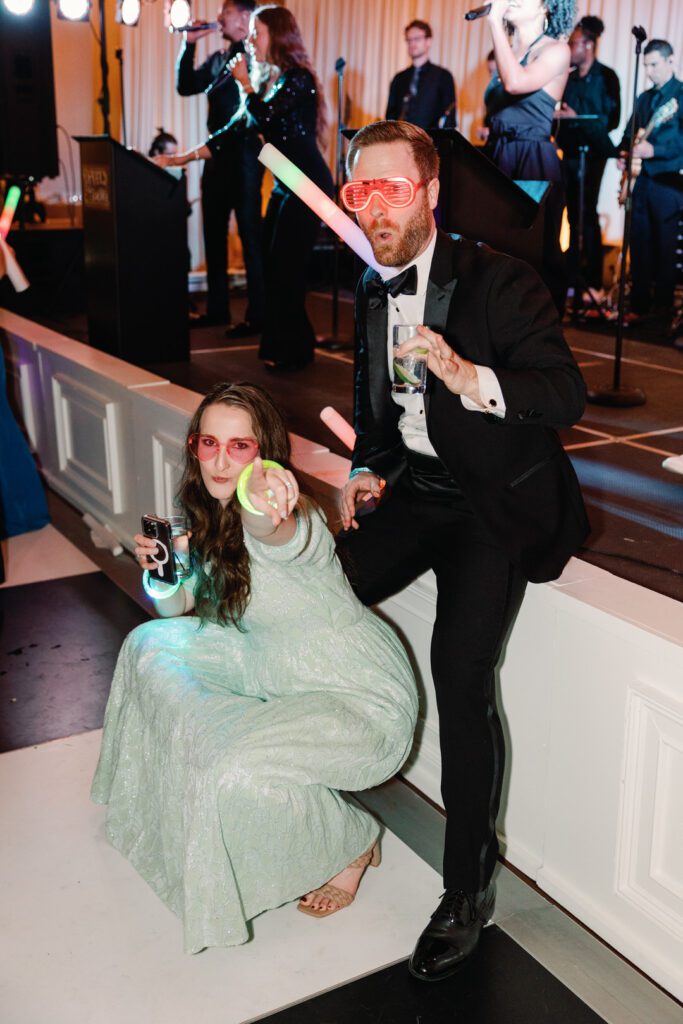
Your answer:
[91,382,417,953]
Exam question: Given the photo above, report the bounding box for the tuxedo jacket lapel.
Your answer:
[364,270,393,425]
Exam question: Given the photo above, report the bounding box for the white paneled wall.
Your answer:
[2,308,682,1000]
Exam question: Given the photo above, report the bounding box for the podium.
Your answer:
[76,136,189,363]
[342,128,548,272]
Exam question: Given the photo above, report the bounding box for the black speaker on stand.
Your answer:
[0,0,59,181]
[0,0,59,230]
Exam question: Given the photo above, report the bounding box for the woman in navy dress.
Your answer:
[484,0,576,314]
[158,5,333,372]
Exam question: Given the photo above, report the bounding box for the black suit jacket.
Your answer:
[352,231,589,584]
[386,62,457,129]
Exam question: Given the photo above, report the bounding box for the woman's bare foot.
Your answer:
[299,863,366,914]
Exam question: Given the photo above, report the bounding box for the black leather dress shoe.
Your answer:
[192,314,229,328]
[408,884,495,982]
[224,320,264,339]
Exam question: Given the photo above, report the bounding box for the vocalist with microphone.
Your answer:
[176,0,265,335]
[481,0,576,315]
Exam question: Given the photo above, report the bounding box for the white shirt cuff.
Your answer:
[460,364,506,418]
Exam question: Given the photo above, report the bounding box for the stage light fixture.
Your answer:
[56,0,90,20]
[2,0,35,15]
[168,0,191,30]
[117,0,140,26]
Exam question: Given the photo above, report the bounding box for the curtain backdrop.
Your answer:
[122,0,683,267]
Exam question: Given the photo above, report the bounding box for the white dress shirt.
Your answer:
[379,229,506,456]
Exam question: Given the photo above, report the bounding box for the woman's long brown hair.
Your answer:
[254,4,329,148]
[177,382,292,629]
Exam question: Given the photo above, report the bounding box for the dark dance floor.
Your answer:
[8,288,683,602]
[255,926,606,1024]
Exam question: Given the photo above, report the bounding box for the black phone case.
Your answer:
[141,516,177,586]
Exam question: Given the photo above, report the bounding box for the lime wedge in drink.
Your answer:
[393,361,421,386]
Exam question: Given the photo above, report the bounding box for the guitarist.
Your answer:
[618,39,683,321]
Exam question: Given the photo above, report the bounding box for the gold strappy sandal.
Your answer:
[297,841,382,918]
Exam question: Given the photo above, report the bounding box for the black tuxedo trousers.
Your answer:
[337,473,527,894]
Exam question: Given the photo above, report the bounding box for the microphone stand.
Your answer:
[115,49,127,148]
[587,26,646,407]
[97,0,111,136]
[316,57,352,351]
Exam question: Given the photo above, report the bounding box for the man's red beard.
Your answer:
[364,196,434,267]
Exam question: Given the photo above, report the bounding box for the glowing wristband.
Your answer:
[142,570,182,600]
[236,460,284,516]
[349,467,373,480]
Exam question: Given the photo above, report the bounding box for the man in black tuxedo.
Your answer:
[176,0,265,333]
[336,121,588,982]
[386,20,457,129]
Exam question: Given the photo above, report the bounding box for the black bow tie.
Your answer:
[367,264,418,309]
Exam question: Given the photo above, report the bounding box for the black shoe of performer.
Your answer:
[224,320,264,339]
[192,314,230,328]
[408,884,495,982]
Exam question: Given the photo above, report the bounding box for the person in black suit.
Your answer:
[335,120,588,982]
[618,39,683,318]
[176,0,265,334]
[386,20,457,129]
[556,16,621,297]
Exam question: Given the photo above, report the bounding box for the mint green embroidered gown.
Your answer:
[91,509,418,953]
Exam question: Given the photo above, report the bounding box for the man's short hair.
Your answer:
[644,39,673,58]
[346,120,440,182]
[405,19,432,38]
[226,0,256,11]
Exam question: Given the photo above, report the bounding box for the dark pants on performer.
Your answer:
[258,184,321,365]
[201,146,265,325]
[564,156,607,291]
[629,174,683,315]
[336,451,527,893]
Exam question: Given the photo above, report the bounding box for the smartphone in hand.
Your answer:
[141,515,177,586]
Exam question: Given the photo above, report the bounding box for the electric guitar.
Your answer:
[618,97,679,205]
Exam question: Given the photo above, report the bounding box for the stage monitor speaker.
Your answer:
[0,0,59,179]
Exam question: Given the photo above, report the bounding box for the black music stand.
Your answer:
[429,129,548,269]
[554,114,610,322]
[76,135,189,364]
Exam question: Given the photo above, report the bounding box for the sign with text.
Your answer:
[82,165,111,211]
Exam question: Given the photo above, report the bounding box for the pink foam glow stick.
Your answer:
[258,143,381,273]
[320,406,356,450]
[0,236,29,292]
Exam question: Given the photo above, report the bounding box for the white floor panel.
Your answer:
[0,731,442,1024]
[0,525,98,588]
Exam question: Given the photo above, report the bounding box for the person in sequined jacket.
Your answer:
[159,4,334,371]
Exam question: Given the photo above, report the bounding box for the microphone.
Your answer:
[170,21,219,32]
[464,3,491,20]
[631,25,647,44]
